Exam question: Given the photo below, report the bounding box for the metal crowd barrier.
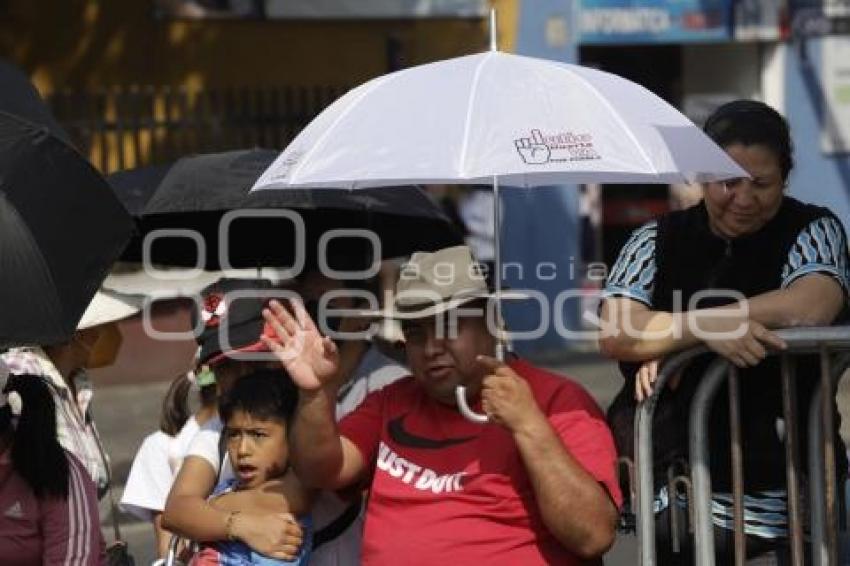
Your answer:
[635,326,850,565]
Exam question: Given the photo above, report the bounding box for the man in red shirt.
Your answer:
[261,246,621,565]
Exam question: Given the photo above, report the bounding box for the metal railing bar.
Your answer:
[780,353,805,565]
[810,383,827,566]
[637,347,710,565]
[728,366,745,566]
[773,327,850,348]
[809,351,850,566]
[820,346,839,564]
[668,465,682,554]
[636,326,850,565]
[689,357,732,565]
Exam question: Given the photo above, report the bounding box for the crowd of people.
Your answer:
[0,98,848,566]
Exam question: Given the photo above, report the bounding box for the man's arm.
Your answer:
[162,456,303,561]
[261,299,367,490]
[290,386,367,489]
[478,357,617,559]
[513,413,618,558]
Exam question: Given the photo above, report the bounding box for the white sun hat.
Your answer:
[76,290,144,330]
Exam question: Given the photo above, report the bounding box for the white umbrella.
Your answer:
[253,53,743,188]
[252,13,746,422]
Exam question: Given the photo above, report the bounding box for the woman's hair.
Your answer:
[219,368,298,426]
[159,373,218,436]
[703,99,793,182]
[0,374,69,499]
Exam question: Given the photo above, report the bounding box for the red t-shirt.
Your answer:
[339,358,621,565]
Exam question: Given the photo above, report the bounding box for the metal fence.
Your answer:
[47,85,347,174]
[634,326,850,565]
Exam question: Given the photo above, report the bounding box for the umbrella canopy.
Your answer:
[0,111,135,348]
[107,163,171,216]
[252,51,746,190]
[120,148,461,270]
[0,60,70,145]
[250,47,748,423]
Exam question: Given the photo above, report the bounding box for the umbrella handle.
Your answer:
[455,385,488,423]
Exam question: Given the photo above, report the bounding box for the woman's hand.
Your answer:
[697,314,786,367]
[231,511,304,561]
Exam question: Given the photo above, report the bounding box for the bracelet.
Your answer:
[225,511,241,541]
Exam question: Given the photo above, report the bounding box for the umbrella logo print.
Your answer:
[514,129,600,164]
[268,150,304,182]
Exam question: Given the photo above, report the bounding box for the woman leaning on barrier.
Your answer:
[598,100,850,563]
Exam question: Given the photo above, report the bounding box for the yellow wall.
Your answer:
[0,1,519,171]
[0,0,518,95]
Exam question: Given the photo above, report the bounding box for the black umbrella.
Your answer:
[0,60,70,145]
[120,148,462,270]
[0,111,135,348]
[107,163,171,216]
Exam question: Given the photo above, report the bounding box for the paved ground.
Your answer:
[95,352,850,565]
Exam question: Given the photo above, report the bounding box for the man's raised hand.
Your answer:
[261,299,339,391]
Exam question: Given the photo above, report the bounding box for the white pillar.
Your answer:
[761,42,787,113]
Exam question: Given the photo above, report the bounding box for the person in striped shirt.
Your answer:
[0,290,142,497]
[599,100,850,563]
[0,361,104,565]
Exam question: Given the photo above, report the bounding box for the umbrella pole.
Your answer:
[493,175,505,363]
[489,8,498,52]
[487,11,502,346]
[453,175,503,424]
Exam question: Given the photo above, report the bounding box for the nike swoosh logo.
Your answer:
[387,414,477,449]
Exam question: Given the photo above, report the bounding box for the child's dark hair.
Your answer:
[160,373,218,436]
[0,374,69,499]
[160,374,192,436]
[703,99,793,182]
[219,368,298,426]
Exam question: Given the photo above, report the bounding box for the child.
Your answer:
[122,368,219,559]
[192,369,314,565]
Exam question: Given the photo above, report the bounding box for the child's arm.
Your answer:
[163,457,303,560]
[211,471,317,517]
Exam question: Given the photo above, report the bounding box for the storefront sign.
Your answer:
[734,0,788,41]
[579,0,731,44]
[792,3,850,38]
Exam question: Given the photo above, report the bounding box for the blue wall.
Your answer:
[785,40,850,231]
